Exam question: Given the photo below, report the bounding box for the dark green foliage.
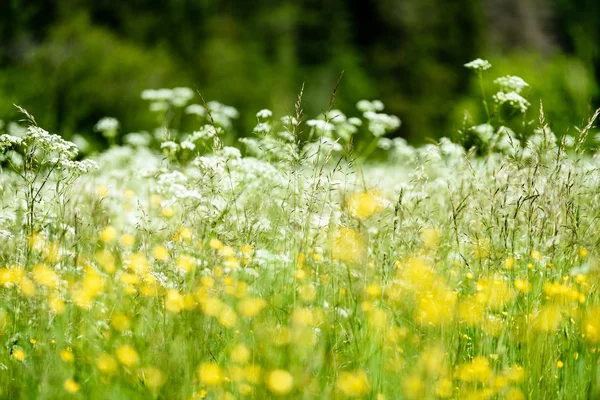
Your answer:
[0,0,599,148]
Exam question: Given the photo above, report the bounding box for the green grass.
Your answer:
[1,63,600,399]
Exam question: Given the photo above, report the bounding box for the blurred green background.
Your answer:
[0,0,599,147]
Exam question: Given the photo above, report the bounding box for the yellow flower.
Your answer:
[420,227,441,249]
[64,378,80,394]
[176,255,196,273]
[96,353,118,375]
[210,238,224,250]
[330,227,367,264]
[346,189,385,220]
[162,207,174,218]
[197,362,223,386]
[583,307,600,344]
[49,293,66,314]
[60,348,74,363]
[266,369,294,396]
[336,370,370,397]
[100,226,118,243]
[456,356,492,383]
[503,257,516,270]
[218,306,238,328]
[298,284,317,302]
[230,344,251,364]
[31,263,59,288]
[165,290,185,313]
[366,283,382,298]
[530,250,542,261]
[140,366,166,389]
[111,313,131,332]
[116,344,139,368]
[12,348,25,361]
[96,184,109,198]
[238,298,267,318]
[153,246,169,261]
[120,234,136,247]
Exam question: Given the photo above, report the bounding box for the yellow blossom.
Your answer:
[111,313,131,332]
[140,366,166,389]
[198,362,223,386]
[60,348,75,363]
[238,298,267,317]
[230,344,251,364]
[116,344,139,368]
[266,369,294,396]
[346,189,385,220]
[100,226,117,243]
[120,234,136,247]
[64,379,80,393]
[165,290,185,313]
[162,207,174,218]
[153,245,169,261]
[12,348,26,361]
[330,227,367,264]
[336,370,370,397]
[96,353,118,375]
[30,264,57,289]
[420,227,441,249]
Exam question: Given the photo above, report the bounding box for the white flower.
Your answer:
[161,141,179,152]
[306,119,335,134]
[124,132,152,147]
[363,111,401,137]
[494,76,529,94]
[253,122,271,134]
[493,91,530,113]
[357,100,384,113]
[471,124,494,143]
[256,109,273,119]
[281,115,298,125]
[185,104,206,116]
[378,138,393,150]
[94,117,120,138]
[348,117,362,126]
[180,140,196,151]
[171,87,194,107]
[464,58,492,71]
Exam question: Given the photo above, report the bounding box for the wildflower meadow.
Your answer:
[1,60,600,399]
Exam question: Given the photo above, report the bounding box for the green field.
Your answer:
[0,61,600,399]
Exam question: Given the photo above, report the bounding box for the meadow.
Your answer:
[0,60,600,399]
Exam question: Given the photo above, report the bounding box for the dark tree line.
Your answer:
[0,0,598,145]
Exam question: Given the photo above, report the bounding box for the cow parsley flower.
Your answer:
[493,91,530,113]
[185,104,206,116]
[494,75,529,94]
[464,58,492,71]
[256,109,273,119]
[95,117,120,139]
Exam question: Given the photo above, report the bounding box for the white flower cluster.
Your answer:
[493,91,531,114]
[206,101,239,130]
[471,124,494,143]
[356,100,384,113]
[141,87,195,109]
[464,58,492,72]
[306,119,335,135]
[256,109,273,119]
[185,104,206,116]
[363,110,401,137]
[494,75,529,94]
[94,117,120,138]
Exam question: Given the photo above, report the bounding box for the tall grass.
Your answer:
[0,60,599,399]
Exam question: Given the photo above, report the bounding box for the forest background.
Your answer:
[1,0,599,149]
